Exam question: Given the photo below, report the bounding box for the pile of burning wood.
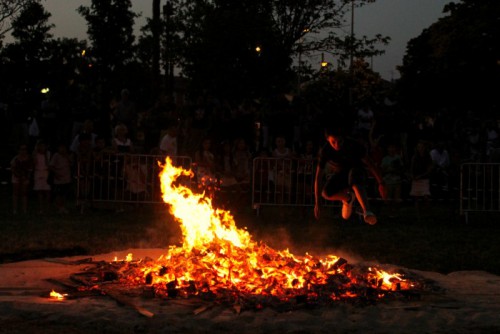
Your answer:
[47,249,426,317]
[48,158,429,316]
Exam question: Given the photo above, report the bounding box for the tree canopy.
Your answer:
[77,0,137,80]
[0,0,38,42]
[0,0,391,112]
[397,0,500,115]
[0,1,54,100]
[152,0,389,100]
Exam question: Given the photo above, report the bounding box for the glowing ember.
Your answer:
[50,290,67,300]
[118,157,418,305]
[114,253,134,262]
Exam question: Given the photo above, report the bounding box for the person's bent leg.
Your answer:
[349,168,377,225]
[321,172,353,220]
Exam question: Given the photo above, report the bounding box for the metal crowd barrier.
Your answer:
[252,157,337,214]
[76,153,192,210]
[76,155,498,221]
[460,162,500,222]
[78,155,482,218]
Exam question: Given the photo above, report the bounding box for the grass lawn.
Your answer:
[1,187,499,276]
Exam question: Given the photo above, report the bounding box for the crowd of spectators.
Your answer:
[3,88,500,215]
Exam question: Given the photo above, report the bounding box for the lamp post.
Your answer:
[297,44,302,95]
[163,1,174,97]
[297,28,309,95]
[349,0,355,106]
[349,0,354,71]
[152,0,161,97]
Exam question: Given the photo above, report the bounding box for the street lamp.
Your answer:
[297,28,309,94]
[321,53,329,69]
[163,1,174,96]
[350,0,354,72]
[321,61,329,68]
[349,0,355,106]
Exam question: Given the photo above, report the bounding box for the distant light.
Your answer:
[255,46,261,53]
[41,88,50,94]
[303,28,310,33]
[88,64,93,68]
[321,61,329,67]
[81,50,86,56]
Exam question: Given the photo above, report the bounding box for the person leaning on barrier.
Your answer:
[314,125,386,225]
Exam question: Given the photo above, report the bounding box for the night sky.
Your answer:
[7,0,452,80]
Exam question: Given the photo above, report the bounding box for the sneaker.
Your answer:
[341,192,355,220]
[364,210,377,225]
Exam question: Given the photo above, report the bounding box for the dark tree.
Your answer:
[77,0,137,87]
[135,1,163,98]
[45,38,89,93]
[141,0,389,100]
[0,0,38,43]
[10,1,53,62]
[397,0,500,115]
[0,1,53,98]
[151,0,162,90]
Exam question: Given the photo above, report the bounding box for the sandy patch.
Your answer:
[1,248,499,334]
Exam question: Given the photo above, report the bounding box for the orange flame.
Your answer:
[130,157,413,302]
[159,158,250,250]
[50,290,67,300]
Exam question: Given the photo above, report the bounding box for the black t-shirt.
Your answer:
[318,138,366,173]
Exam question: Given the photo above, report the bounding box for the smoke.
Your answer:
[253,216,373,266]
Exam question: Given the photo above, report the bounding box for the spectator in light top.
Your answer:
[159,125,178,157]
[380,143,405,217]
[10,144,34,215]
[112,123,133,153]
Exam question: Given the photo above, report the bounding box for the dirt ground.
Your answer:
[1,180,500,333]
[1,249,500,334]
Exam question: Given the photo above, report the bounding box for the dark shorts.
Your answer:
[322,167,366,197]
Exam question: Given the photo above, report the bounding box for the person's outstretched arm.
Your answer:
[362,155,387,200]
[314,165,323,220]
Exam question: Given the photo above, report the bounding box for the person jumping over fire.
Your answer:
[314,125,386,224]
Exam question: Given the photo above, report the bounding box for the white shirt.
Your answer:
[357,108,374,131]
[430,149,450,168]
[159,133,178,156]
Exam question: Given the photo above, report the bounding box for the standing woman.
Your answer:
[409,140,434,207]
[11,144,34,215]
[194,137,216,175]
[32,139,52,214]
[49,142,74,214]
[112,123,133,153]
[194,137,217,193]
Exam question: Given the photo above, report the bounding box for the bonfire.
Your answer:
[102,157,421,310]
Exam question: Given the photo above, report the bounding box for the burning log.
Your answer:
[46,251,427,315]
[193,303,215,315]
[44,260,156,316]
[99,285,154,318]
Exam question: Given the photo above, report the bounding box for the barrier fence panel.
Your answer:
[252,157,436,218]
[77,155,410,215]
[76,154,192,208]
[460,162,500,222]
[252,157,339,214]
